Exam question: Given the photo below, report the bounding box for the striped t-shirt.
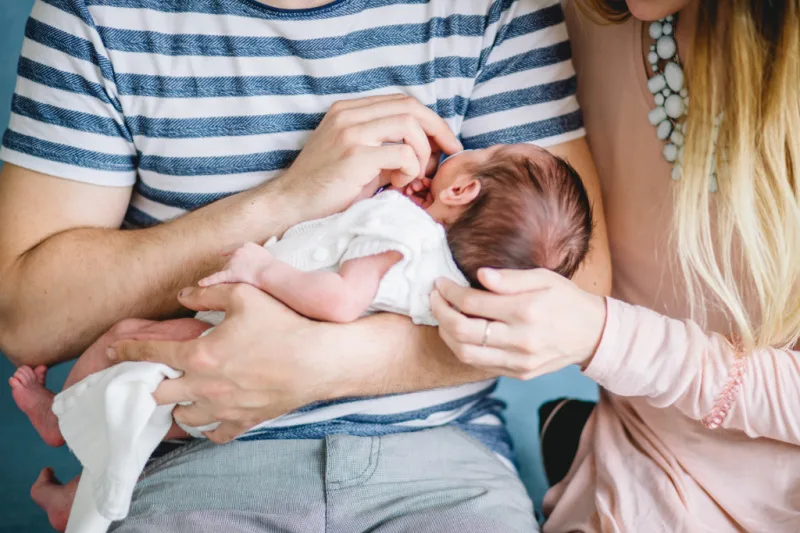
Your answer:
[1,0,584,461]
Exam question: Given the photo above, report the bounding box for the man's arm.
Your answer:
[110,137,609,443]
[0,164,296,366]
[0,94,459,366]
[329,138,611,397]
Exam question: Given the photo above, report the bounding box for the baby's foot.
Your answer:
[198,242,273,288]
[9,366,65,447]
[31,468,78,533]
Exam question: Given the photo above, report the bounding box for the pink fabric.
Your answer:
[543,299,800,533]
[543,3,800,532]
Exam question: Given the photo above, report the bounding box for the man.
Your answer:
[0,0,610,530]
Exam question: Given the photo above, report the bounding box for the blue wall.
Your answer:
[0,3,598,530]
[1,4,81,532]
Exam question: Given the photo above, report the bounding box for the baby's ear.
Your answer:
[441,177,481,206]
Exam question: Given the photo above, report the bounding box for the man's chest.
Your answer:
[108,1,494,223]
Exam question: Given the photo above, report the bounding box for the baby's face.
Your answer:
[423,144,549,222]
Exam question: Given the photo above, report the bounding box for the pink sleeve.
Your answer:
[584,298,800,445]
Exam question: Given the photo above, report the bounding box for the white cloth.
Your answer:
[54,191,470,533]
[52,362,182,533]
[197,190,469,327]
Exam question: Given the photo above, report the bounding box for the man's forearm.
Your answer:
[0,181,303,366]
[328,314,493,398]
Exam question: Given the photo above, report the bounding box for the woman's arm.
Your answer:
[586,298,800,445]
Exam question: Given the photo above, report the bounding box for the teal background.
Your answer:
[0,2,598,530]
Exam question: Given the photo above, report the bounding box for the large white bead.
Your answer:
[649,21,663,39]
[648,106,667,126]
[656,36,677,59]
[648,51,658,64]
[665,94,684,118]
[647,74,666,94]
[670,130,684,146]
[664,62,684,91]
[663,23,673,35]
[663,143,678,162]
[656,120,672,140]
[654,93,665,106]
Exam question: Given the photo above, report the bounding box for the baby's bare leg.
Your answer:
[11,318,212,446]
[30,468,79,533]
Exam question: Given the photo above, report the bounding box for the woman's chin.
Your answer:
[626,0,688,22]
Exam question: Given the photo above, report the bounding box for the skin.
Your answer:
[108,137,611,443]
[195,144,530,321]
[0,94,459,365]
[2,4,611,444]
[428,0,707,381]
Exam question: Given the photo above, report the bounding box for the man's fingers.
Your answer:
[348,116,430,178]
[153,377,197,405]
[172,403,216,427]
[109,339,188,369]
[340,97,462,155]
[360,144,421,187]
[197,271,232,288]
[178,283,256,313]
[328,93,408,112]
[204,422,247,444]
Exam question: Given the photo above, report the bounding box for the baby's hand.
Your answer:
[398,177,432,207]
[198,242,274,288]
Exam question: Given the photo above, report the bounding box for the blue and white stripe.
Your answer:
[1,0,584,462]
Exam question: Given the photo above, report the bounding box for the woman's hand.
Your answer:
[430,268,608,380]
[275,94,461,220]
[107,284,349,444]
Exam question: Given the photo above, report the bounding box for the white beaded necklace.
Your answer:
[646,15,719,192]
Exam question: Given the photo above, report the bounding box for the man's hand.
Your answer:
[108,284,346,443]
[274,94,462,221]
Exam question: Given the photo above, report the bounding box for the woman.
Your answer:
[432,0,800,531]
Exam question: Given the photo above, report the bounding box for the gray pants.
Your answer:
[110,426,538,533]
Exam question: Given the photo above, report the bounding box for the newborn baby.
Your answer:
[10,143,593,532]
[195,144,593,327]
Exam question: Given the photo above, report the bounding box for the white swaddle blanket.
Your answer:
[54,191,468,532]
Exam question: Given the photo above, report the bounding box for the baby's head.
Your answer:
[424,144,593,288]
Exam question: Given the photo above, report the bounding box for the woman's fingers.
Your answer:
[477,268,561,295]
[430,290,520,350]
[433,278,518,323]
[439,329,540,379]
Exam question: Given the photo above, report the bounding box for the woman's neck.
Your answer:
[675,0,701,71]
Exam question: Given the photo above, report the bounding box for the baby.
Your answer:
[10,143,593,532]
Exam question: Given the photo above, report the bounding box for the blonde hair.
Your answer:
[583,0,800,350]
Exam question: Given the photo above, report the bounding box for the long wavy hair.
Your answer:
[582,0,800,350]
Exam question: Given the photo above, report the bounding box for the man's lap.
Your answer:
[111,426,538,533]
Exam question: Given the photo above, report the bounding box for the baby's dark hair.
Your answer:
[447,152,593,289]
